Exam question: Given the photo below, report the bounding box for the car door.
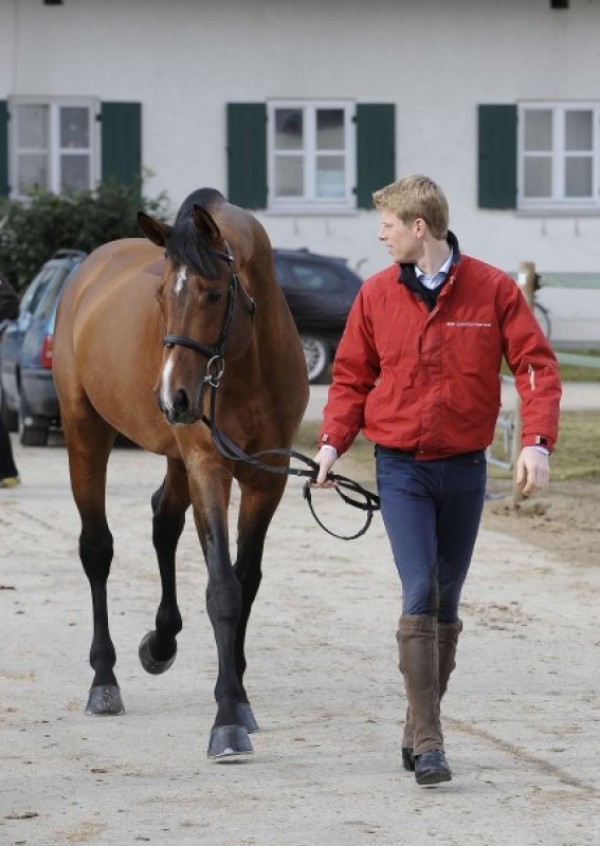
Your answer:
[0,263,66,414]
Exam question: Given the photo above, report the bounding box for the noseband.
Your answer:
[162,246,256,387]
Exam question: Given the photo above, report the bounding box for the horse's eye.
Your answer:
[207,289,223,304]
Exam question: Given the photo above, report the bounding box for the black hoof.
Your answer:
[402,746,415,772]
[138,631,177,675]
[207,725,253,760]
[237,702,259,733]
[415,750,452,786]
[85,684,125,716]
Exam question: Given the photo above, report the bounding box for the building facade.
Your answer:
[1,0,599,282]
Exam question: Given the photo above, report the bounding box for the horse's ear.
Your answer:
[192,205,222,245]
[137,211,173,247]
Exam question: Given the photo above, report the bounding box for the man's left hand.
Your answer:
[516,447,550,496]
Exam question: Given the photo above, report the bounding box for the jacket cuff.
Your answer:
[318,432,346,455]
[522,434,555,453]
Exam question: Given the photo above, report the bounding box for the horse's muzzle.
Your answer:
[158,388,202,426]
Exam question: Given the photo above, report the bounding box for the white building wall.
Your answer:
[1,0,600,280]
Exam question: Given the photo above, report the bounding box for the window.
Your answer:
[267,101,356,212]
[518,102,599,211]
[9,97,100,198]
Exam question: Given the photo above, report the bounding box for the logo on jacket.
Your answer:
[445,321,492,328]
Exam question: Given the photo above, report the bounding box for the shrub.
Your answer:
[0,181,170,293]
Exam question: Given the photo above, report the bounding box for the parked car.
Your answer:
[0,250,86,445]
[273,247,363,382]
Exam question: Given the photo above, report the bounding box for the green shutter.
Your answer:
[101,102,141,186]
[356,103,396,209]
[227,103,267,208]
[0,101,8,196]
[478,104,517,209]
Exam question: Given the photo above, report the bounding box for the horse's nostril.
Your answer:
[173,389,190,414]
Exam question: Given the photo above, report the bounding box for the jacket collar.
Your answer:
[398,230,461,310]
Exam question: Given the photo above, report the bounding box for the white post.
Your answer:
[511,261,536,507]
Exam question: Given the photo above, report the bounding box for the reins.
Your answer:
[200,384,380,540]
[162,244,381,541]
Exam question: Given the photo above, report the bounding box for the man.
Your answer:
[0,276,20,488]
[313,175,561,786]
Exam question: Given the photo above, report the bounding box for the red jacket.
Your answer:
[319,255,561,459]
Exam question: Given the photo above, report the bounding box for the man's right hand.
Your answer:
[312,445,338,486]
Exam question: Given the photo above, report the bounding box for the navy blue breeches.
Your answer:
[375,447,487,622]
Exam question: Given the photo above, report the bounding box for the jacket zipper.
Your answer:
[528,364,536,390]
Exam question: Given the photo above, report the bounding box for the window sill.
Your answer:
[264,205,359,217]
[517,207,600,218]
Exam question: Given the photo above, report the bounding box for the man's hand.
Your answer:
[312,445,338,487]
[516,447,550,496]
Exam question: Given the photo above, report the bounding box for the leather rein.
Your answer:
[162,247,380,541]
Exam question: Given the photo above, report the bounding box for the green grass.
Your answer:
[295,409,600,484]
[501,349,600,382]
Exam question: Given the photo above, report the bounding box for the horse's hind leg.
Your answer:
[233,476,289,734]
[63,414,123,715]
[139,457,189,675]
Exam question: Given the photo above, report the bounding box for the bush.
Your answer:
[0,181,170,293]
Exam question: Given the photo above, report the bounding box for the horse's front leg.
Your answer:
[232,474,289,735]
[191,468,252,760]
[65,425,124,716]
[139,458,189,675]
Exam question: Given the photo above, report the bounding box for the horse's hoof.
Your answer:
[138,631,177,675]
[85,684,125,716]
[237,702,259,733]
[207,725,253,760]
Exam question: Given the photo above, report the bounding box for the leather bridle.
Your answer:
[162,246,256,389]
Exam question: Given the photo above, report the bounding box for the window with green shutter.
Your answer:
[227,101,395,212]
[478,104,517,209]
[101,102,141,187]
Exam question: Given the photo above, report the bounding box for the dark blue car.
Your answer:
[273,248,362,382]
[0,250,85,445]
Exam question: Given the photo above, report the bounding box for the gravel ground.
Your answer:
[1,434,599,846]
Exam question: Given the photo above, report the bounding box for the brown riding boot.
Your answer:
[397,614,452,783]
[400,618,463,771]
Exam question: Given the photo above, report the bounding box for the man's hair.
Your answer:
[372,174,449,240]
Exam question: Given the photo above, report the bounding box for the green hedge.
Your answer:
[0,181,170,293]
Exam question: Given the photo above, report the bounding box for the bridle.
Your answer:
[162,246,256,389]
[161,245,380,541]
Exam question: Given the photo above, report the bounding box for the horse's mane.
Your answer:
[166,188,226,279]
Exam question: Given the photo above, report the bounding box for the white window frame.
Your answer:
[267,99,356,214]
[518,101,600,213]
[8,96,100,200]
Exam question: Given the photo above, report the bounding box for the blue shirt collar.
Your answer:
[414,248,454,290]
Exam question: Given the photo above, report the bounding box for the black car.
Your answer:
[273,248,362,382]
[0,250,86,444]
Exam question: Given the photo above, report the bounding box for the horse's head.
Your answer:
[138,203,256,426]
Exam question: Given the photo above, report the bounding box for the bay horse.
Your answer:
[53,188,309,759]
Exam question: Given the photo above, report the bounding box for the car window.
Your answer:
[286,260,346,294]
[33,265,75,321]
[19,266,58,318]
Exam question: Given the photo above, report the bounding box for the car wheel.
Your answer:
[19,394,50,447]
[300,335,330,384]
[0,389,19,433]
[20,421,49,447]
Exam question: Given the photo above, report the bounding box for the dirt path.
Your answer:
[1,438,599,846]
